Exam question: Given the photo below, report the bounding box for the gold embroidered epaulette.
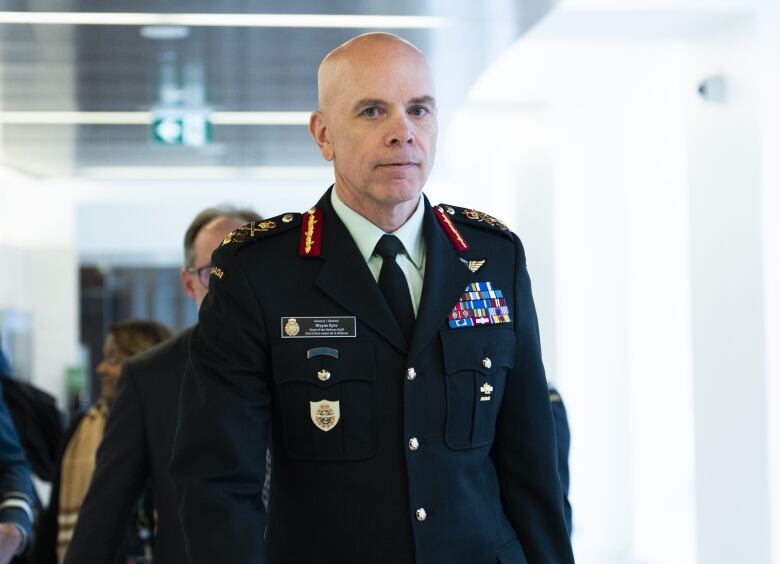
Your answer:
[298,207,324,257]
[437,203,512,234]
[220,212,301,253]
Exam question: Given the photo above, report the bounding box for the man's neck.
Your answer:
[334,183,420,233]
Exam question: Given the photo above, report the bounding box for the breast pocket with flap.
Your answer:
[440,328,516,450]
[270,338,376,461]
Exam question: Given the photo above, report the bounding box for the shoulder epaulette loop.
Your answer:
[438,203,512,235]
[433,206,469,252]
[221,213,301,254]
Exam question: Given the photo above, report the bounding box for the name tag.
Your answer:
[281,317,357,338]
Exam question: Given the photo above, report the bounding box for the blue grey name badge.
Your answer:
[281,316,357,338]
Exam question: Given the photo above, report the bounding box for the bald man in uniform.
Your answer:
[172,33,574,564]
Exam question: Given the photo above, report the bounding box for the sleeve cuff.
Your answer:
[0,504,32,554]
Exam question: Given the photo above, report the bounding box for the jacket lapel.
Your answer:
[408,199,474,362]
[313,191,408,354]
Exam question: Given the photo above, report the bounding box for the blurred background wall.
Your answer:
[1,1,778,562]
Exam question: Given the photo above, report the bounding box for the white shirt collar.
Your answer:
[330,188,425,268]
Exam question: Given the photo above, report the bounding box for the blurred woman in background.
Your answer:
[31,320,171,564]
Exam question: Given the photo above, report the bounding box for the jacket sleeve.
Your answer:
[491,236,574,563]
[549,387,572,535]
[63,362,148,564]
[0,383,34,555]
[170,247,271,564]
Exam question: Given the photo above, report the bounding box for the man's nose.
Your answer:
[385,113,415,146]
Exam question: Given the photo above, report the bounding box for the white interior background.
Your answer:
[1,1,778,562]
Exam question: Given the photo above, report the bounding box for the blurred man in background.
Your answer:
[0,341,63,564]
[0,341,63,491]
[64,205,261,564]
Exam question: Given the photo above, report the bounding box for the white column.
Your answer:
[0,169,79,407]
[550,45,633,564]
[757,2,780,562]
[687,22,772,564]
[447,34,699,563]
[620,45,697,564]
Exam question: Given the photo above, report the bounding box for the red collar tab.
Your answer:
[299,207,324,257]
[434,206,470,252]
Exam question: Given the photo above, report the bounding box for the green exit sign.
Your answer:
[152,112,211,146]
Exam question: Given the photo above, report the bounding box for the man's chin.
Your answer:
[373,177,424,201]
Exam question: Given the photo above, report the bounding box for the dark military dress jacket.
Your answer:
[171,188,574,564]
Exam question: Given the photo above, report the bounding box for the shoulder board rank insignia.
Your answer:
[221,214,301,253]
[439,203,512,236]
[299,207,324,257]
[221,220,278,247]
[434,206,469,252]
[462,208,509,231]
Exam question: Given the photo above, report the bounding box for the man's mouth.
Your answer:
[376,161,418,168]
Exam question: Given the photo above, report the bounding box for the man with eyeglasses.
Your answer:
[180,208,262,311]
[63,205,260,564]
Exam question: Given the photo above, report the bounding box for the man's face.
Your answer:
[181,216,248,309]
[312,41,438,214]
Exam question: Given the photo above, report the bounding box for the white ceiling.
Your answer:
[0,0,556,179]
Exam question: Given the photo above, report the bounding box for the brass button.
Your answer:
[406,367,416,381]
[282,213,294,223]
[415,508,427,522]
[409,437,419,451]
[317,369,331,382]
[445,206,455,215]
[482,357,492,369]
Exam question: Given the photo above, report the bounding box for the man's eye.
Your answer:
[409,105,430,117]
[362,107,380,118]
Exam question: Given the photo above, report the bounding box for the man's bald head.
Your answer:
[309,32,438,232]
[317,33,431,111]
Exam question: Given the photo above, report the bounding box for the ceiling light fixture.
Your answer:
[0,111,152,124]
[0,111,311,125]
[78,166,334,180]
[140,25,191,40]
[0,12,450,29]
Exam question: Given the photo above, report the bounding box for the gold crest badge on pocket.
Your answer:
[310,400,340,432]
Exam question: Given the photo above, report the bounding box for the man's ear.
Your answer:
[180,268,196,300]
[309,111,334,161]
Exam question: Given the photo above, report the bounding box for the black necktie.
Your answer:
[374,235,415,340]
